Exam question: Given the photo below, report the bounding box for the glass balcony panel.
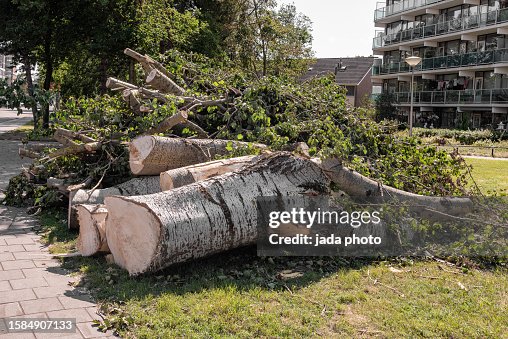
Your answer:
[423,24,436,37]
[499,8,508,23]
[421,58,434,70]
[492,89,508,103]
[420,92,432,103]
[448,55,461,68]
[494,49,508,62]
[374,9,507,48]
[399,63,410,73]
[478,51,494,64]
[460,90,475,104]
[435,56,446,68]
[446,91,459,104]
[392,89,507,106]
[433,92,445,103]
[461,52,477,66]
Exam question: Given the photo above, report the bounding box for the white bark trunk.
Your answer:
[68,176,160,229]
[105,153,330,275]
[146,69,185,96]
[129,136,266,176]
[316,158,473,216]
[160,155,257,191]
[76,204,109,256]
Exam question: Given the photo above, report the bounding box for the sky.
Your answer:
[279,0,381,58]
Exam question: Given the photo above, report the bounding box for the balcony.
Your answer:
[373,8,508,49]
[373,48,508,75]
[374,0,446,21]
[393,88,508,105]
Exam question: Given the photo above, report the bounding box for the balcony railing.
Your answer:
[375,0,446,21]
[393,89,508,105]
[373,48,508,75]
[373,8,508,48]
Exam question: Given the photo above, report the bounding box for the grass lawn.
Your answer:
[466,158,508,195]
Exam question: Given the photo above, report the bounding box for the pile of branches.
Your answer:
[6,48,472,215]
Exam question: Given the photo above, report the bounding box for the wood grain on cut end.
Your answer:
[76,204,109,256]
[105,196,161,275]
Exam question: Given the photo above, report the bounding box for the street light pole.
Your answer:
[404,56,422,137]
[410,65,415,137]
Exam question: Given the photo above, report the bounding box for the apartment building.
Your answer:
[372,0,508,129]
[0,54,16,85]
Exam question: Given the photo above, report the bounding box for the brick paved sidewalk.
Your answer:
[0,121,116,338]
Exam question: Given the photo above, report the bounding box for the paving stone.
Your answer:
[0,332,36,339]
[0,252,14,261]
[13,252,53,260]
[76,323,110,338]
[23,244,45,252]
[15,312,47,319]
[85,308,98,321]
[5,237,36,245]
[1,229,31,235]
[58,296,95,310]
[47,308,93,324]
[33,260,60,268]
[19,298,64,314]
[0,281,11,292]
[33,286,73,299]
[35,333,83,339]
[1,260,36,270]
[0,302,23,317]
[10,277,48,290]
[43,274,76,287]
[0,269,24,281]
[0,239,6,246]
[0,288,36,303]
[0,245,25,253]
[22,268,49,278]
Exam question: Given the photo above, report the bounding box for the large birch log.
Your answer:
[68,176,160,229]
[160,155,257,191]
[129,135,267,176]
[105,153,330,275]
[317,158,473,216]
[146,69,185,96]
[76,204,109,256]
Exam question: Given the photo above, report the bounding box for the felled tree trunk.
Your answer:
[146,69,185,96]
[129,135,266,176]
[68,176,160,229]
[105,153,330,275]
[317,158,473,216]
[160,155,256,191]
[76,204,109,256]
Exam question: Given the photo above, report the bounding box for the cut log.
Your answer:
[106,77,169,103]
[19,148,40,159]
[146,69,185,96]
[68,176,160,229]
[105,153,330,275]
[144,111,188,135]
[124,48,173,80]
[54,128,95,144]
[76,204,109,256]
[47,142,102,159]
[129,135,267,176]
[316,158,473,216]
[160,155,257,191]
